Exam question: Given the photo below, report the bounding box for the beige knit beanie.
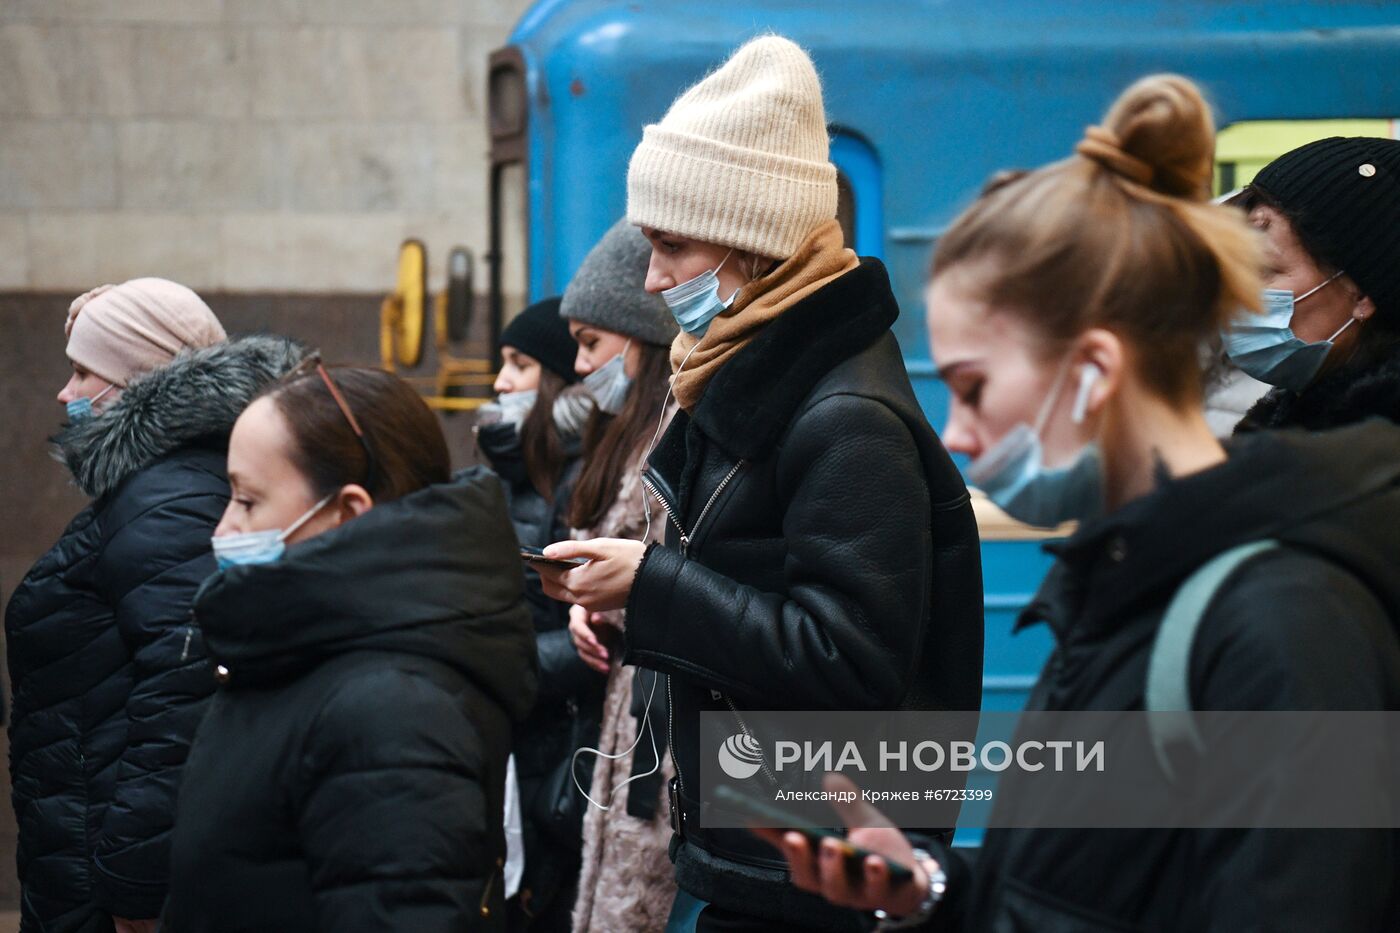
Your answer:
[65,277,226,386]
[627,34,838,260]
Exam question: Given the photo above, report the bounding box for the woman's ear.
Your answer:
[333,485,375,525]
[1075,328,1124,420]
[1350,285,1377,324]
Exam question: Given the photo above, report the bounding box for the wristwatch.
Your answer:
[872,849,947,931]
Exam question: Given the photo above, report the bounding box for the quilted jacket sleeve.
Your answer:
[297,666,503,932]
[90,477,225,918]
[625,394,933,709]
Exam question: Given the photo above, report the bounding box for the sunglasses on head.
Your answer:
[283,354,379,491]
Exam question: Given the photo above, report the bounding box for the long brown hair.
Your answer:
[519,368,569,500]
[568,343,672,531]
[932,74,1261,405]
[261,365,451,503]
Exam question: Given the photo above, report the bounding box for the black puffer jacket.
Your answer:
[163,467,538,933]
[476,413,605,920]
[5,335,303,932]
[927,423,1400,932]
[624,259,985,931]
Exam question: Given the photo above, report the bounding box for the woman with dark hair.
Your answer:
[554,218,681,933]
[475,297,604,931]
[6,277,300,933]
[162,362,537,932]
[1220,136,1400,431]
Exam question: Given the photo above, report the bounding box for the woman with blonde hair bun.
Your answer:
[763,74,1400,931]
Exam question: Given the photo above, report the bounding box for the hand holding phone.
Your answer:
[716,784,914,884]
[520,545,589,568]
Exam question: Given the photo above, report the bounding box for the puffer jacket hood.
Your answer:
[194,466,538,722]
[1023,420,1400,637]
[56,334,306,498]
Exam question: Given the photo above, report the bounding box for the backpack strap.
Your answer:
[1145,539,1280,781]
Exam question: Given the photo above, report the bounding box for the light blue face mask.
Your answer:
[1222,271,1351,392]
[661,249,738,336]
[210,492,336,571]
[582,340,632,415]
[967,362,1104,529]
[478,388,538,428]
[66,382,115,423]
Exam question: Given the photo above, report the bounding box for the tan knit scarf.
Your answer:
[669,219,858,412]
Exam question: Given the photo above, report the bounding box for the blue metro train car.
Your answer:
[480,0,1400,718]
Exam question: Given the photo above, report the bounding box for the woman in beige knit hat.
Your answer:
[8,278,302,933]
[536,35,984,933]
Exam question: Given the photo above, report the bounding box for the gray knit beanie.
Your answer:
[559,219,678,347]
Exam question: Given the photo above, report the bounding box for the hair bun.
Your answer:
[1094,74,1215,199]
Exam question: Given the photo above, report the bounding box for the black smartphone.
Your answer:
[520,546,589,568]
[714,784,915,884]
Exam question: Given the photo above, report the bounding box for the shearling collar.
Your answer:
[1238,349,1400,432]
[56,334,306,498]
[687,258,899,460]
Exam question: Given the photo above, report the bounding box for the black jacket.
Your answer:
[476,417,605,918]
[1238,348,1400,432]
[930,423,1400,932]
[623,259,985,931]
[162,467,538,933]
[5,336,303,932]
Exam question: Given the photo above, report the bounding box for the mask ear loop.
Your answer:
[1296,269,1346,304]
[1031,355,1079,435]
[276,491,338,543]
[91,382,116,403]
[1325,316,1357,343]
[571,668,662,811]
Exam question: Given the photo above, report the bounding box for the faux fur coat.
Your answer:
[6,335,303,931]
[571,429,678,933]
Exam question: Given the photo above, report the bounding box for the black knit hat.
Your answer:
[500,297,579,383]
[1250,136,1400,317]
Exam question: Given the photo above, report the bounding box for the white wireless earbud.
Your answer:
[1071,364,1102,425]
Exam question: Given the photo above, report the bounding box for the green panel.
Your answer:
[1214,118,1397,193]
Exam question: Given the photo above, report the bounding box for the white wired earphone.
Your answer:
[571,254,753,811]
[571,340,702,811]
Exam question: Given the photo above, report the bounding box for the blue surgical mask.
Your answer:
[66,382,115,423]
[661,249,738,336]
[1222,272,1350,392]
[583,341,632,415]
[211,492,336,570]
[967,362,1104,529]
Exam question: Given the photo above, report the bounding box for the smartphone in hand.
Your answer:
[715,785,915,884]
[520,546,589,569]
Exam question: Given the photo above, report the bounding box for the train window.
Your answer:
[495,161,529,325]
[1214,118,1398,196]
[836,170,856,249]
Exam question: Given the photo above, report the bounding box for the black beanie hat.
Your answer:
[500,297,579,383]
[1250,136,1400,317]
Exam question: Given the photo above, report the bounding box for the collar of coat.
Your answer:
[1017,420,1400,641]
[1239,346,1400,432]
[679,257,899,462]
[55,334,306,499]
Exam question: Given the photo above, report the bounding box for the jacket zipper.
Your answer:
[643,459,745,805]
[725,696,777,786]
[642,460,744,558]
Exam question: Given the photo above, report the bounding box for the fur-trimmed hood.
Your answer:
[1237,350,1400,433]
[56,334,307,498]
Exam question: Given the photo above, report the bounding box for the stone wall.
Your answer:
[0,0,534,292]
[0,0,539,910]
